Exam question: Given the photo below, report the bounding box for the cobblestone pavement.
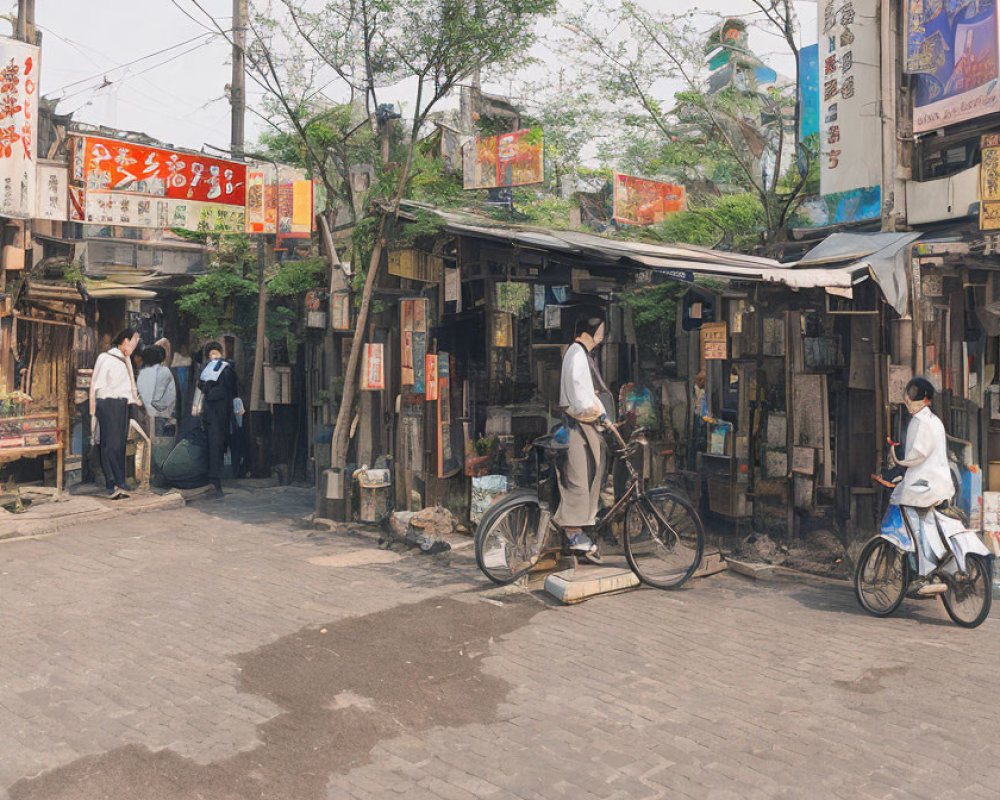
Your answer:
[2,487,1000,799]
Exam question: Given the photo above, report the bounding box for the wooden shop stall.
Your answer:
[348,205,861,524]
[0,279,84,495]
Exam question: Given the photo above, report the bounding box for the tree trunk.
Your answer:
[328,214,387,474]
[327,149,416,494]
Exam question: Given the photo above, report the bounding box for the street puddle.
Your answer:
[8,594,540,800]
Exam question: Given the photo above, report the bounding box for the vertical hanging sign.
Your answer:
[425,353,439,401]
[400,297,428,393]
[360,343,385,391]
[0,37,38,219]
[981,133,1000,230]
[818,0,881,224]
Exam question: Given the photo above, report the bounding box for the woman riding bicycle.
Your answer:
[889,377,955,589]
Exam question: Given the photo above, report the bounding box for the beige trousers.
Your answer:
[553,421,606,528]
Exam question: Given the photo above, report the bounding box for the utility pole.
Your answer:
[15,0,34,44]
[230,0,246,160]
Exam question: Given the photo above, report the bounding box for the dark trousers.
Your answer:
[96,397,129,492]
[203,401,230,488]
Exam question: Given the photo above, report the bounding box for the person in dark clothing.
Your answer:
[192,342,243,497]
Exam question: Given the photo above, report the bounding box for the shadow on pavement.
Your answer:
[8,594,543,800]
[785,581,955,627]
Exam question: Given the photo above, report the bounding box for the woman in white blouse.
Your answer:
[89,329,141,499]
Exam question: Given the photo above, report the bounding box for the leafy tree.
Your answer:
[560,0,811,244]
[242,0,557,478]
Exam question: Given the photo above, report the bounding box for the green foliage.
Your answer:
[406,148,465,208]
[176,236,258,341]
[267,257,328,297]
[62,261,85,285]
[620,282,687,328]
[616,193,767,253]
[495,281,532,316]
[556,0,804,244]
[619,281,687,366]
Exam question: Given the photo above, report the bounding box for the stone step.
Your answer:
[544,550,726,604]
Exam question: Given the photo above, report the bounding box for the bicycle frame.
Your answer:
[877,502,990,575]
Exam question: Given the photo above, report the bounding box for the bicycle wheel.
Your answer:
[474,492,549,585]
[623,489,704,589]
[941,554,993,628]
[854,536,910,617]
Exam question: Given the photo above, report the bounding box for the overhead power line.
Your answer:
[58,38,219,103]
[49,32,217,96]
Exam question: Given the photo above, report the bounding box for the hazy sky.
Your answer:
[27,0,817,155]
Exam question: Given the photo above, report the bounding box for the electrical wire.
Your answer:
[49,32,217,95]
[41,23,212,112]
[58,38,219,103]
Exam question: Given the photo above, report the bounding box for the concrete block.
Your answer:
[544,566,640,604]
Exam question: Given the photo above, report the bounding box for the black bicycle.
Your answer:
[475,421,705,589]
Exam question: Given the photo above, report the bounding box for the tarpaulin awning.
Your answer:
[795,231,921,315]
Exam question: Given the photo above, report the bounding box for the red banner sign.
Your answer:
[81,134,246,205]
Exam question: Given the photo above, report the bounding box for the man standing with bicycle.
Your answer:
[554,314,611,562]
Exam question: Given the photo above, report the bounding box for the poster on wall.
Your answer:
[980,133,1000,230]
[819,0,882,224]
[35,162,67,221]
[275,167,313,249]
[906,0,1000,133]
[436,352,462,478]
[0,37,39,219]
[245,163,278,233]
[612,173,685,226]
[330,291,351,330]
[70,133,247,232]
[360,343,385,391]
[463,128,544,190]
[425,353,438,401]
[400,297,428,392]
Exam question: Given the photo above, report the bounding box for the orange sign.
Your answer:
[425,354,439,401]
[464,128,544,190]
[613,173,685,226]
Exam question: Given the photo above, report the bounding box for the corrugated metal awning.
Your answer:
[439,213,868,291]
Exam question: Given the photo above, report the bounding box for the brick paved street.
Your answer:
[2,487,1000,799]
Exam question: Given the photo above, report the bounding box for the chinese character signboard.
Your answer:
[980,134,1000,230]
[819,0,882,224]
[701,321,728,360]
[68,133,247,232]
[463,128,544,190]
[906,0,1000,133]
[0,37,38,219]
[612,173,685,226]
[35,162,67,221]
